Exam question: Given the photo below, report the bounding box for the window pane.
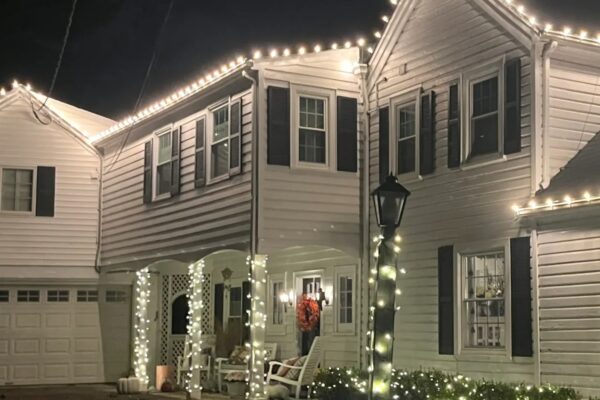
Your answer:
[229,287,241,316]
[158,133,172,164]
[213,106,229,142]
[299,129,326,163]
[398,137,416,173]
[299,97,325,129]
[0,290,8,302]
[472,114,498,156]
[473,77,498,117]
[2,168,33,212]
[157,163,172,195]
[211,141,229,178]
[398,104,416,139]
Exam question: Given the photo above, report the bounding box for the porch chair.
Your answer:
[266,337,322,399]
[176,338,213,388]
[216,343,279,392]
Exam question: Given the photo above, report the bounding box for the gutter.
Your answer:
[242,67,259,257]
[541,40,558,189]
[95,155,103,273]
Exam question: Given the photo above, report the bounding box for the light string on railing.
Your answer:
[184,260,205,393]
[133,267,151,385]
[512,190,600,216]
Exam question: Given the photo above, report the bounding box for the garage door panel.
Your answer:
[0,314,9,328]
[0,340,8,354]
[43,363,70,379]
[74,338,99,353]
[15,314,41,328]
[72,363,98,378]
[74,313,99,328]
[13,364,39,380]
[0,365,7,380]
[14,339,40,354]
[45,313,71,328]
[44,338,70,354]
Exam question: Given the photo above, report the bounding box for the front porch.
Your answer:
[125,245,361,398]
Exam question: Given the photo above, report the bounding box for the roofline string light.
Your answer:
[498,0,600,46]
[512,191,600,216]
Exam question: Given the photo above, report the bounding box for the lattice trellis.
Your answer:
[160,277,170,365]
[201,273,212,334]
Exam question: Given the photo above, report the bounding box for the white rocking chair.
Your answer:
[216,343,279,392]
[176,338,213,388]
[266,337,322,399]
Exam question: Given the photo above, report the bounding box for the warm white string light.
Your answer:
[246,255,268,399]
[512,191,600,215]
[133,267,151,386]
[184,260,205,394]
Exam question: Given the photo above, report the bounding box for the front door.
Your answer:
[297,276,321,355]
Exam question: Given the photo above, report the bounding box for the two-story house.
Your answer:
[366,0,600,397]
[90,46,365,388]
[0,84,131,386]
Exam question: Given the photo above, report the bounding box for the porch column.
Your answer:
[133,267,151,388]
[248,254,268,400]
[188,260,206,399]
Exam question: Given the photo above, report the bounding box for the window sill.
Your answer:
[207,174,231,186]
[457,347,510,362]
[0,210,35,216]
[460,154,507,171]
[152,193,172,203]
[396,171,424,184]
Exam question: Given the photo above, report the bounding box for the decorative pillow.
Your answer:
[276,357,299,377]
[284,356,307,380]
[229,345,250,365]
[225,371,247,382]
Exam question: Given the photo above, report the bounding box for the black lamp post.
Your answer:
[369,174,410,400]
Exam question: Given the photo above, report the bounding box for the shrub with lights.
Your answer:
[310,368,586,400]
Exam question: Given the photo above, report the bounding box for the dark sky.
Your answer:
[1,0,599,121]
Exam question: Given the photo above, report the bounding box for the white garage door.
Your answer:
[0,286,130,385]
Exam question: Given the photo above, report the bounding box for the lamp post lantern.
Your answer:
[369,174,410,400]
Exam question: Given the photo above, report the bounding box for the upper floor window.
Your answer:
[397,103,417,174]
[1,168,34,212]
[207,100,241,181]
[156,130,173,197]
[462,250,506,349]
[299,96,327,164]
[470,75,499,157]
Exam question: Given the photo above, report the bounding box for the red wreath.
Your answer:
[296,296,320,332]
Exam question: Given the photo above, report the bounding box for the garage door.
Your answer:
[0,286,130,385]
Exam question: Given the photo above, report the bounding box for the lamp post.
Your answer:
[369,174,410,400]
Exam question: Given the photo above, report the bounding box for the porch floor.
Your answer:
[0,384,230,400]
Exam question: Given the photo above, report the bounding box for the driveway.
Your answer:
[0,385,229,400]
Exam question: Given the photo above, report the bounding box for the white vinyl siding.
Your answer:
[1,168,34,212]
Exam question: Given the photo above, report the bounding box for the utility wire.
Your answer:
[37,0,78,112]
[106,0,176,172]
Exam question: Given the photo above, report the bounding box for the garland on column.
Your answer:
[185,260,205,393]
[246,255,268,399]
[134,267,151,385]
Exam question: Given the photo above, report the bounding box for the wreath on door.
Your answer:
[296,296,320,332]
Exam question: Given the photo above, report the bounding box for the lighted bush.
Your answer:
[310,368,583,400]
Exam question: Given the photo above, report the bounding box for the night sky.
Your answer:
[2,0,599,121]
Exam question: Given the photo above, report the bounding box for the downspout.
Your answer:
[541,40,558,189]
[242,66,259,258]
[94,155,103,274]
[531,227,542,386]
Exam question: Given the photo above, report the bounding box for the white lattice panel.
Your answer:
[201,273,212,334]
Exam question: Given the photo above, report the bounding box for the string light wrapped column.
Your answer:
[134,267,151,386]
[247,254,268,400]
[186,260,205,398]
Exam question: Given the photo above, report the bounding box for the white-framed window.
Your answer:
[228,286,242,319]
[206,98,241,182]
[47,290,69,302]
[271,281,285,325]
[0,290,9,302]
[462,57,505,162]
[335,266,355,334]
[153,126,173,199]
[17,290,39,302]
[1,167,34,212]
[299,96,327,164]
[290,85,336,171]
[390,87,421,176]
[461,249,507,349]
[106,290,127,302]
[77,290,98,302]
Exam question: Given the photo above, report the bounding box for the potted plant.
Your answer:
[224,372,247,399]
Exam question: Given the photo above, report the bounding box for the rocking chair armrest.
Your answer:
[215,357,229,368]
[268,361,303,370]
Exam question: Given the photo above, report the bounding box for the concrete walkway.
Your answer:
[0,384,230,400]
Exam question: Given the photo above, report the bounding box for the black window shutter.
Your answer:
[170,127,181,196]
[504,58,522,155]
[447,84,461,168]
[336,96,358,172]
[242,281,251,344]
[511,236,533,357]
[143,139,153,204]
[194,118,206,188]
[378,107,389,184]
[35,166,55,217]
[230,100,242,175]
[438,245,454,355]
[214,283,224,335]
[267,86,290,166]
[420,91,436,175]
